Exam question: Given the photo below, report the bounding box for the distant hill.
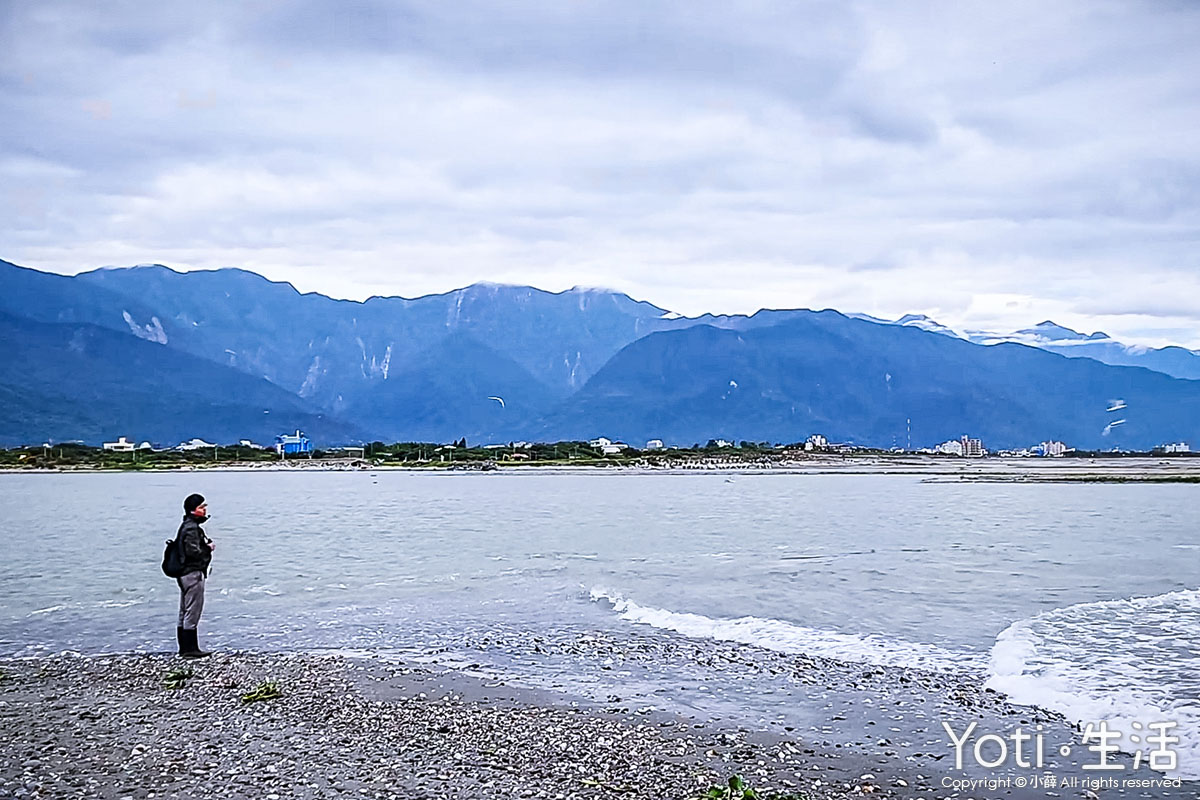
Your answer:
[966,320,1200,380]
[344,332,556,443]
[0,259,175,344]
[531,314,1200,450]
[0,310,363,447]
[74,265,670,405]
[855,306,1200,380]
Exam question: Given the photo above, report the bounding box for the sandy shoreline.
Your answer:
[1,644,1189,799]
[1,455,1198,483]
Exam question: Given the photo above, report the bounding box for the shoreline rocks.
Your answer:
[1,647,1187,799]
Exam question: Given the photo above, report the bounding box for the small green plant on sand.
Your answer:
[580,777,634,793]
[162,666,193,690]
[241,680,283,703]
[692,774,808,800]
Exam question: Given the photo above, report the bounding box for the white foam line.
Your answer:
[29,604,69,615]
[986,587,1200,779]
[590,587,982,673]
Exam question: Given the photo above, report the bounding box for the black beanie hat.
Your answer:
[183,493,206,514]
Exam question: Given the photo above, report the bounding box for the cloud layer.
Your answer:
[3,1,1199,345]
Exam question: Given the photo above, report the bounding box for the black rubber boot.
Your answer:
[180,628,211,659]
[176,626,186,656]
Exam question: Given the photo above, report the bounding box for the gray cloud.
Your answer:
[2,0,1199,346]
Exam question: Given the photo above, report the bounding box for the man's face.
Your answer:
[193,502,208,517]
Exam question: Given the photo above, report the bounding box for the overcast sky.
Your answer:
[3,1,1199,346]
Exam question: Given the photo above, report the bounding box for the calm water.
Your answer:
[1,471,1197,773]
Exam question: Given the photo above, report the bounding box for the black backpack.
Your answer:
[162,533,186,578]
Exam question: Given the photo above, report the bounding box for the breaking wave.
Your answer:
[987,588,1200,779]
[589,587,983,672]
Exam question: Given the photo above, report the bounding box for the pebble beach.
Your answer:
[0,651,882,800]
[1,635,1188,799]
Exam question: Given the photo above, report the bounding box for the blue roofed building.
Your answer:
[275,430,311,456]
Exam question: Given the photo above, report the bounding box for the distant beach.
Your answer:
[2,453,1198,483]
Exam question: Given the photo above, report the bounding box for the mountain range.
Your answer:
[854,313,1200,380]
[1,258,1198,451]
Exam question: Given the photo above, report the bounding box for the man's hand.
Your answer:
[208,541,216,551]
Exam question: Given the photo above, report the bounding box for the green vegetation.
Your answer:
[343,439,822,468]
[5,439,1192,471]
[692,774,808,800]
[0,439,807,470]
[0,442,280,470]
[162,666,193,690]
[241,680,283,703]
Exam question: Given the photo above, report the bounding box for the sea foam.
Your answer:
[589,587,983,673]
[987,588,1200,779]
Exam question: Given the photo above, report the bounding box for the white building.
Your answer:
[589,437,612,448]
[714,439,733,448]
[960,435,984,458]
[804,434,829,451]
[1160,442,1191,454]
[601,442,629,455]
[1041,440,1068,457]
[176,438,217,451]
[102,436,135,452]
[645,439,665,451]
[935,439,964,456]
[238,439,266,450]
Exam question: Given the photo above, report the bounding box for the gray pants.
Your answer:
[177,571,205,630]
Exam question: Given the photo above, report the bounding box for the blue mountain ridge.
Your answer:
[852,310,1200,381]
[530,316,1200,449]
[969,321,1200,380]
[0,309,364,447]
[2,258,1197,449]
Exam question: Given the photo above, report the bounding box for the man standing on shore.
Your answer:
[176,493,214,659]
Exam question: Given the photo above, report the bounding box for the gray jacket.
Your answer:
[177,515,212,576]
